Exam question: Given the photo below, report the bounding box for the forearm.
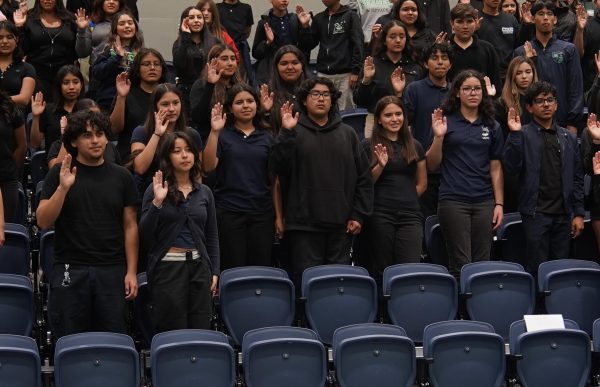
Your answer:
[49,144,69,168]
[202,130,220,172]
[371,163,384,182]
[272,176,284,220]
[11,78,35,106]
[75,28,92,58]
[110,95,126,134]
[426,136,443,171]
[30,115,43,148]
[490,160,504,204]
[133,136,160,175]
[36,188,68,229]
[574,28,584,58]
[124,216,139,275]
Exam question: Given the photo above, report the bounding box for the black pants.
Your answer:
[367,210,423,284]
[287,229,353,287]
[420,173,440,219]
[49,264,127,339]
[0,179,19,223]
[521,213,571,274]
[438,200,494,277]
[150,258,212,332]
[217,208,274,271]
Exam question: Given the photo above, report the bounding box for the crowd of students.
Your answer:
[0,0,599,339]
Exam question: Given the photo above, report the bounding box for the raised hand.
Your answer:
[75,8,89,30]
[362,56,375,83]
[593,151,600,175]
[507,107,522,132]
[521,1,533,24]
[13,8,26,27]
[154,110,169,136]
[431,108,447,138]
[296,5,311,27]
[180,17,190,33]
[115,72,131,97]
[113,35,125,56]
[210,103,227,132]
[371,23,382,39]
[373,143,388,167]
[587,113,600,140]
[59,115,68,135]
[484,76,496,96]
[31,92,46,117]
[264,22,275,44]
[435,31,448,44]
[59,154,77,190]
[594,50,600,75]
[259,84,274,112]
[576,4,588,31]
[206,58,221,84]
[152,170,168,205]
[280,101,299,130]
[391,67,405,95]
[523,41,537,58]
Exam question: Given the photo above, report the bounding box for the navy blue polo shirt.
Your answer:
[215,125,274,214]
[438,113,504,203]
[269,11,292,46]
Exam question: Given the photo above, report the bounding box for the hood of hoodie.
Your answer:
[296,110,343,133]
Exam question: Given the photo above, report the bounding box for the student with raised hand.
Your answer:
[204,84,278,270]
[91,9,142,111]
[363,95,426,284]
[252,0,307,86]
[0,20,35,112]
[0,89,25,224]
[190,43,242,141]
[296,0,364,111]
[173,5,217,121]
[130,83,203,197]
[390,0,441,58]
[89,0,129,64]
[426,69,504,278]
[13,0,91,102]
[269,77,373,285]
[514,0,583,135]
[110,48,166,161]
[354,19,424,137]
[139,131,219,332]
[503,81,584,274]
[216,0,254,85]
[30,65,84,152]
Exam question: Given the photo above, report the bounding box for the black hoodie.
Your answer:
[270,112,373,231]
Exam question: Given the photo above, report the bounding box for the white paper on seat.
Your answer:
[524,314,565,332]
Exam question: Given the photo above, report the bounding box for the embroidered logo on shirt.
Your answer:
[333,21,346,34]
[552,51,565,64]
[501,27,514,34]
[481,126,490,140]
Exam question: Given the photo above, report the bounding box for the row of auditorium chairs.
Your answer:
[1,318,599,387]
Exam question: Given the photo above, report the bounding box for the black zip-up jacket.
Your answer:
[172,30,217,87]
[269,112,373,230]
[298,5,364,75]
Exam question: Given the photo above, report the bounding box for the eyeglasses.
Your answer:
[533,97,557,105]
[141,62,161,68]
[309,91,331,99]
[460,86,483,94]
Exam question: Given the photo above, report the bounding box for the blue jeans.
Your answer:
[521,213,571,274]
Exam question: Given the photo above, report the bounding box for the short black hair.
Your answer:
[63,110,111,157]
[297,77,342,113]
[523,81,557,105]
[421,42,454,66]
[531,0,556,15]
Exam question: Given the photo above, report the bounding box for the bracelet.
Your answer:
[495,203,504,207]
[153,132,162,138]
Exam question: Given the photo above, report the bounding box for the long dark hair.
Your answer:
[52,65,84,112]
[196,0,225,41]
[129,48,167,87]
[158,131,203,205]
[144,83,187,136]
[91,0,129,24]
[371,96,419,164]
[201,43,242,107]
[224,83,268,129]
[28,0,74,23]
[441,69,496,126]
[0,90,20,123]
[106,10,143,52]
[174,6,216,80]
[372,20,415,60]
[392,0,428,30]
[0,21,23,62]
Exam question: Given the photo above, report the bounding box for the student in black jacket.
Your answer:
[270,77,374,284]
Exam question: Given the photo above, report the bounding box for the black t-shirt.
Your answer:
[363,139,425,213]
[113,86,151,161]
[0,111,24,182]
[476,12,520,77]
[0,61,36,98]
[47,140,121,166]
[39,105,69,153]
[216,1,253,42]
[40,160,139,265]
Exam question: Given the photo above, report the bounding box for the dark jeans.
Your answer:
[287,229,353,287]
[150,258,212,332]
[367,210,423,284]
[521,213,571,274]
[216,208,274,271]
[0,179,19,223]
[438,199,494,277]
[49,263,127,339]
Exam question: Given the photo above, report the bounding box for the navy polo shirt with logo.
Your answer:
[438,113,504,203]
